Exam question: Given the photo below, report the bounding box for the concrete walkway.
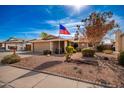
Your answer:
[0,65,101,88]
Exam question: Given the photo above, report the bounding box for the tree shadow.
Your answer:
[7,60,63,84]
[33,61,62,70]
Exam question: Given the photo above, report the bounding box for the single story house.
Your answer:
[29,34,88,54]
[115,30,124,52]
[2,37,26,51]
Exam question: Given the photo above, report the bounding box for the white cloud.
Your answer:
[45,8,51,14]
[17,17,84,39]
[112,15,124,30]
[46,15,124,34]
[46,17,82,29]
[46,20,58,26]
[45,17,84,38]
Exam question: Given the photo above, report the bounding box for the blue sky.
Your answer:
[0,5,124,41]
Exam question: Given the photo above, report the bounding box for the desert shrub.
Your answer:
[82,48,95,57]
[43,50,52,55]
[96,45,105,52]
[73,66,78,70]
[76,69,82,74]
[1,54,20,64]
[118,52,124,66]
[65,46,76,62]
[103,50,113,54]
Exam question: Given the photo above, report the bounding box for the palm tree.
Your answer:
[40,32,48,39]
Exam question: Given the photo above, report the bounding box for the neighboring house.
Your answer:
[29,34,88,54]
[2,37,26,51]
[0,41,5,52]
[115,30,124,52]
[0,42,2,47]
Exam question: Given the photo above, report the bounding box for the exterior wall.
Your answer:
[52,41,64,53]
[64,41,67,51]
[50,41,53,51]
[115,31,124,52]
[52,41,58,50]
[70,41,88,49]
[121,36,124,51]
[78,42,87,49]
[115,31,122,52]
[31,43,34,52]
[31,40,88,54]
[32,42,50,53]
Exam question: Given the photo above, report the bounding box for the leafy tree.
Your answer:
[40,32,48,39]
[77,11,119,46]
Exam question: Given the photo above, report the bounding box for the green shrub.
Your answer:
[82,48,95,57]
[65,46,76,62]
[66,46,75,53]
[118,52,124,66]
[1,54,21,64]
[43,50,52,55]
[96,45,105,52]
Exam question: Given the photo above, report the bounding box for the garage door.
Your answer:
[34,42,50,53]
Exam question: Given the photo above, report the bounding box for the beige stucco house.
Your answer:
[2,37,26,51]
[30,38,67,53]
[115,30,124,52]
[29,35,88,54]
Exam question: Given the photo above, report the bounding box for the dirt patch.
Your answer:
[11,54,124,87]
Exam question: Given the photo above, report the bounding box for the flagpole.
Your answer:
[58,24,70,54]
[58,23,60,54]
[59,32,61,54]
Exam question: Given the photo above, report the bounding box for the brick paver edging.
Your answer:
[10,64,117,88]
